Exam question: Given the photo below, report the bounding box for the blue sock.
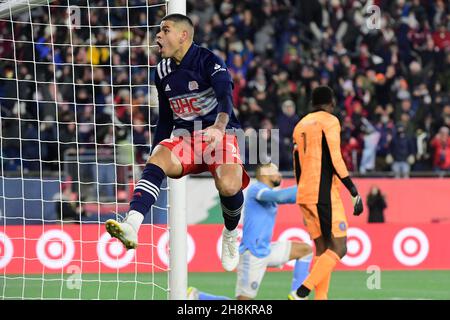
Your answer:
[199,291,231,300]
[220,190,243,231]
[129,163,165,216]
[291,253,312,291]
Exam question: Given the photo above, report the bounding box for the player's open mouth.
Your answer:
[157,41,163,53]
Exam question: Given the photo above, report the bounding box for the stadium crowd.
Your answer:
[1,0,450,178]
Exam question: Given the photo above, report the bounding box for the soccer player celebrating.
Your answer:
[187,163,312,300]
[289,86,363,300]
[105,14,249,272]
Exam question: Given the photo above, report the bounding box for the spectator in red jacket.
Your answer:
[430,126,450,172]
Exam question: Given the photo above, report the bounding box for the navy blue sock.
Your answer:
[130,163,165,216]
[220,190,243,231]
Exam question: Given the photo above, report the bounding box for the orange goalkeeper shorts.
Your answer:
[299,201,348,240]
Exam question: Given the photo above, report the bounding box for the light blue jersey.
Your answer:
[239,182,297,258]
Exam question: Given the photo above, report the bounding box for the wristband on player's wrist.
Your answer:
[340,176,358,197]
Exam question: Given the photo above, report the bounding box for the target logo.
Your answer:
[157,231,196,266]
[393,227,429,266]
[36,230,75,269]
[216,227,243,260]
[97,232,135,269]
[0,232,14,269]
[277,228,313,268]
[341,228,372,267]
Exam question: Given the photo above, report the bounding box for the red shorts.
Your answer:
[159,132,250,189]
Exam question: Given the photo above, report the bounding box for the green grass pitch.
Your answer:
[1,271,449,300]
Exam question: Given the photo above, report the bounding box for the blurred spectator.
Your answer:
[132,118,150,164]
[278,100,300,170]
[374,109,396,171]
[0,0,449,177]
[413,127,432,171]
[387,125,416,178]
[367,185,387,223]
[359,118,381,174]
[430,126,450,173]
[95,120,116,201]
[53,177,86,223]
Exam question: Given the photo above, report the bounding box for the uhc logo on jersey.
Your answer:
[168,88,218,121]
[170,97,200,114]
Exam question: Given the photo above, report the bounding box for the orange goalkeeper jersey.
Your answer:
[293,111,350,205]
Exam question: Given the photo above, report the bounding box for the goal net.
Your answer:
[0,0,172,299]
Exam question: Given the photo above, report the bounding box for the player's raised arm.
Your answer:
[256,186,297,205]
[151,75,174,152]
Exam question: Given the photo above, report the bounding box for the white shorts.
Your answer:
[235,241,292,299]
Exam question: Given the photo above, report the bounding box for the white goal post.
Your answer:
[166,0,188,301]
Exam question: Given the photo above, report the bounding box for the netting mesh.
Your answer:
[0,0,170,300]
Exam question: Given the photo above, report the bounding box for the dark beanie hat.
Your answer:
[312,85,334,106]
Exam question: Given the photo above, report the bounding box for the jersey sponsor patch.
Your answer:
[169,88,218,120]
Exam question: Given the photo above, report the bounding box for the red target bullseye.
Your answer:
[393,228,429,266]
[45,238,66,259]
[346,236,363,258]
[0,232,14,269]
[106,239,128,259]
[36,230,75,269]
[341,228,372,267]
[401,236,420,257]
[157,231,196,266]
[97,232,135,269]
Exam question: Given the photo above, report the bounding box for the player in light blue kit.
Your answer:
[188,163,312,300]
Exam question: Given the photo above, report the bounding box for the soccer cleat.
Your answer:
[105,219,138,250]
[187,287,199,300]
[221,227,239,271]
[288,290,308,300]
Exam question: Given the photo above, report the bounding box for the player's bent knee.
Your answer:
[147,146,182,178]
[313,237,327,256]
[291,242,312,260]
[216,179,242,196]
[339,244,347,258]
[330,242,347,259]
[299,243,313,257]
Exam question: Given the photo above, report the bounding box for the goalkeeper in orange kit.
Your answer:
[288,86,363,300]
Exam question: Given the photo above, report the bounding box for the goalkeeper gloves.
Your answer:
[352,194,363,216]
